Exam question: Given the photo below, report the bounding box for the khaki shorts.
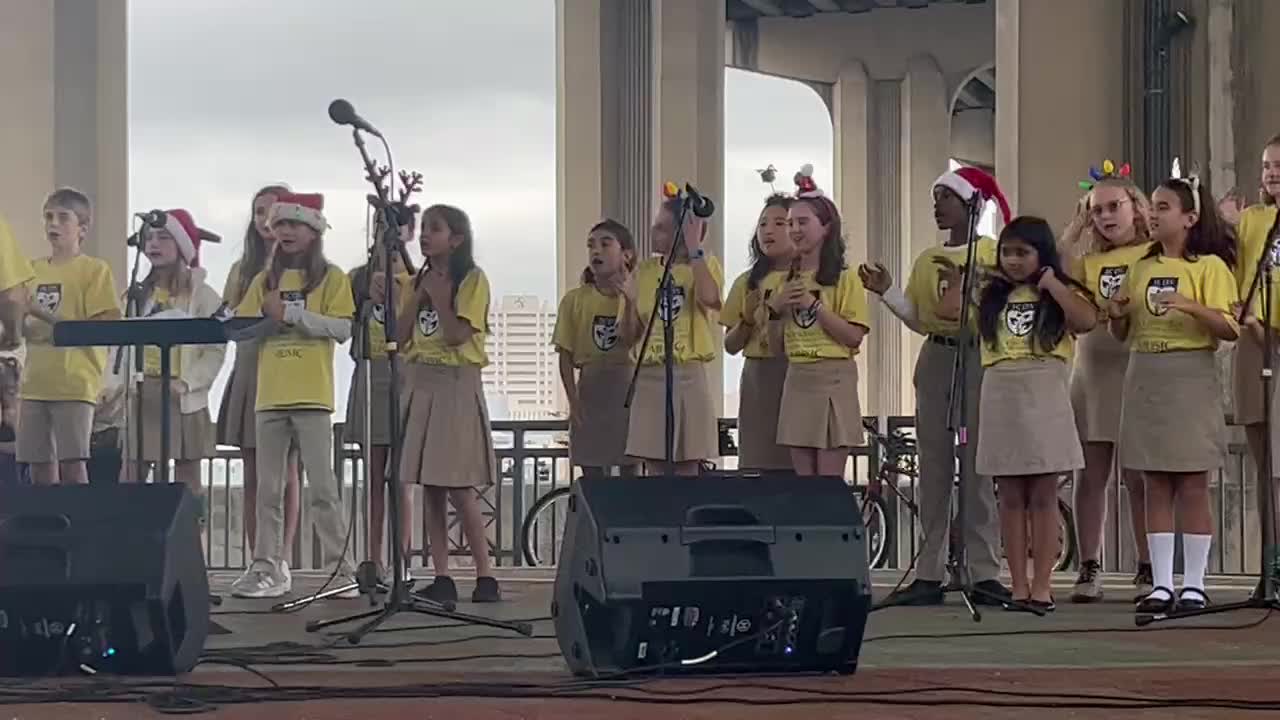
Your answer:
[17,399,93,463]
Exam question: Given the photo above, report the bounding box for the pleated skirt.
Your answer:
[1070,328,1130,444]
[625,363,718,463]
[216,341,259,449]
[977,359,1083,477]
[737,357,792,470]
[344,357,398,446]
[1119,350,1226,472]
[399,363,496,488]
[776,359,863,450]
[570,362,632,468]
[126,377,216,462]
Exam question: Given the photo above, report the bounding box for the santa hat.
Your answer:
[933,166,1012,224]
[162,208,202,267]
[269,192,327,233]
[793,163,824,198]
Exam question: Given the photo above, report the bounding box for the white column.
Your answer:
[0,1,56,259]
[555,0,604,300]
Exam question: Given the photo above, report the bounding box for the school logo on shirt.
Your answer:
[417,307,439,337]
[372,302,386,324]
[34,284,61,316]
[281,290,306,314]
[1145,277,1178,316]
[1098,266,1127,300]
[591,315,619,351]
[657,286,685,322]
[792,290,822,329]
[1269,237,1280,268]
[1005,301,1037,337]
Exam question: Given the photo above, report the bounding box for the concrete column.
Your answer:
[995,0,1124,230]
[555,0,604,299]
[1233,0,1280,193]
[0,0,126,285]
[1206,0,1235,197]
[833,62,873,414]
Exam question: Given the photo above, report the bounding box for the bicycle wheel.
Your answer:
[521,486,573,567]
[855,489,892,569]
[1055,500,1077,572]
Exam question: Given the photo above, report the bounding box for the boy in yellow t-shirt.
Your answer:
[229,192,357,601]
[17,188,120,486]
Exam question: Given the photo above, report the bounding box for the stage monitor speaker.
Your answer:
[0,483,209,676]
[552,474,871,677]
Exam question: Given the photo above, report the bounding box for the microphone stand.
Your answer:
[118,228,149,483]
[1139,209,1280,626]
[297,127,530,642]
[624,193,695,473]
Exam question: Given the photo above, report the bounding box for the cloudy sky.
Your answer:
[128,0,834,414]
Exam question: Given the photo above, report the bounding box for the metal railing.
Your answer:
[197,417,1262,576]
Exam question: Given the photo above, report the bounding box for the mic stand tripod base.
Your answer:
[1136,594,1280,627]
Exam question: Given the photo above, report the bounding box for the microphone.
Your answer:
[134,210,167,228]
[684,183,716,218]
[328,99,383,138]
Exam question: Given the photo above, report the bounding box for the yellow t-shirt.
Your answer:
[904,237,998,336]
[0,214,34,293]
[633,255,724,365]
[143,286,182,377]
[552,284,629,366]
[21,255,119,403]
[237,265,354,412]
[1070,241,1152,308]
[782,268,870,363]
[979,284,1078,367]
[350,267,410,360]
[1122,253,1239,353]
[404,268,490,367]
[720,269,787,359]
[1234,204,1280,299]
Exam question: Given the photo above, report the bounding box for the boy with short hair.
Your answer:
[18,188,121,485]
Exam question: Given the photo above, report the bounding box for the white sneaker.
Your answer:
[231,560,291,599]
[333,575,362,600]
[280,559,292,587]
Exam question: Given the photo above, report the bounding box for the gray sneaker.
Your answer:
[1070,560,1104,603]
[1132,562,1154,603]
[231,559,291,599]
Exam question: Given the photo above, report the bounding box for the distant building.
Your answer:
[483,295,560,420]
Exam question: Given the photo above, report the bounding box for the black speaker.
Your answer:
[552,475,871,677]
[0,483,209,676]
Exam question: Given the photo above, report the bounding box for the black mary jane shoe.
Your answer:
[1135,586,1176,615]
[1175,587,1210,612]
[1028,598,1056,613]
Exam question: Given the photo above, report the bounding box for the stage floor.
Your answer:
[4,570,1278,719]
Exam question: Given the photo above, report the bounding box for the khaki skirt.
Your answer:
[399,363,496,488]
[570,362,632,468]
[977,359,1083,477]
[626,363,718,463]
[344,357,398,446]
[737,357,792,470]
[126,377,216,462]
[216,341,260,449]
[1120,350,1226,473]
[777,359,863,450]
[1070,328,1131,444]
[1233,338,1265,426]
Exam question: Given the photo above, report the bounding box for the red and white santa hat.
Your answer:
[162,208,203,267]
[268,192,327,234]
[793,163,824,198]
[933,166,1012,225]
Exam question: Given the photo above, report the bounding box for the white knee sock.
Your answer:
[1181,533,1212,592]
[1147,532,1176,599]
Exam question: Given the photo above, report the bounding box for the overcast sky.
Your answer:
[127,0,834,414]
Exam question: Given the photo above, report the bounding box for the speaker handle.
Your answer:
[0,513,73,538]
[684,504,759,526]
[680,525,776,546]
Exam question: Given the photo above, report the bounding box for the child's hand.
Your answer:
[1154,290,1193,313]
[1107,289,1131,319]
[262,291,286,322]
[857,263,893,295]
[780,280,809,309]
[170,379,188,397]
[1037,266,1058,290]
[1233,301,1260,329]
[742,289,762,325]
[612,267,637,302]
[933,257,964,294]
[683,215,706,254]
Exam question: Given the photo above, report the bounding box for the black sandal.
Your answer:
[1135,586,1176,614]
[1176,587,1209,612]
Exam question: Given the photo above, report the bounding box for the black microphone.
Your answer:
[684,183,716,218]
[134,210,167,228]
[328,99,383,138]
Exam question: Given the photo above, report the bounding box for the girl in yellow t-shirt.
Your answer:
[946,217,1096,610]
[106,210,226,508]
[19,187,121,486]
[217,184,302,565]
[351,216,416,585]
[230,192,357,600]
[722,193,794,473]
[770,168,869,477]
[619,193,724,476]
[1109,177,1239,616]
[1057,164,1156,603]
[553,218,638,477]
[397,204,500,605]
